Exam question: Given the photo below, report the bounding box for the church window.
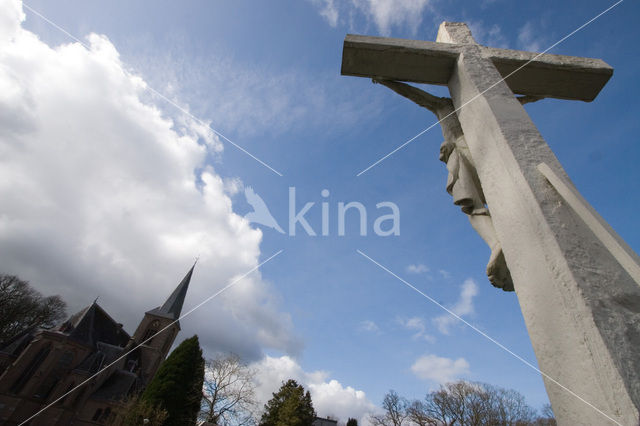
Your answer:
[142,320,160,345]
[10,344,51,394]
[92,408,103,421]
[142,327,157,344]
[102,407,112,421]
[89,352,106,373]
[34,351,74,400]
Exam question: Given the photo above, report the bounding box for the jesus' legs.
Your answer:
[468,213,514,291]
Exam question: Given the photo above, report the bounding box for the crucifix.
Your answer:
[342,22,640,425]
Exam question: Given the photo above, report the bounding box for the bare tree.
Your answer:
[531,404,556,426]
[541,404,553,419]
[407,400,438,426]
[200,353,258,425]
[488,385,536,425]
[0,274,66,343]
[410,381,536,426]
[370,390,409,426]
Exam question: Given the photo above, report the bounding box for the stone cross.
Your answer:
[342,22,640,425]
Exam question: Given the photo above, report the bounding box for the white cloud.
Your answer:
[223,177,243,196]
[309,0,431,36]
[313,0,339,27]
[438,269,451,279]
[518,21,544,52]
[0,0,22,42]
[359,319,380,333]
[357,0,431,35]
[467,21,508,49]
[433,279,478,334]
[407,263,429,274]
[125,36,382,140]
[411,354,470,384]
[0,0,300,361]
[252,356,378,424]
[397,316,434,342]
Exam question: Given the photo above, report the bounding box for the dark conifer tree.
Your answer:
[140,335,205,426]
[346,418,358,426]
[260,379,316,426]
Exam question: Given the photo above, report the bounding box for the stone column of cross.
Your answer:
[342,22,640,425]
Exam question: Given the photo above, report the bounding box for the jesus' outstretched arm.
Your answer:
[372,78,448,115]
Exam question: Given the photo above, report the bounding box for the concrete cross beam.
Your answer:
[342,29,612,101]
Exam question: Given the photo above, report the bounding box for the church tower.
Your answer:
[130,263,195,384]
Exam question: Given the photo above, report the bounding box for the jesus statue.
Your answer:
[373,79,514,291]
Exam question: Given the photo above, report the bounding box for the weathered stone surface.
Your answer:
[342,26,613,101]
[342,21,640,425]
[342,34,458,85]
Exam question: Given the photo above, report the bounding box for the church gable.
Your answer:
[59,303,130,348]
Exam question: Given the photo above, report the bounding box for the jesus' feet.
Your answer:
[486,246,514,291]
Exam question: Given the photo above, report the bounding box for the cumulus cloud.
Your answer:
[0,0,299,361]
[252,355,378,424]
[411,354,470,384]
[397,316,434,342]
[407,263,429,274]
[309,0,431,36]
[433,279,478,334]
[0,0,22,41]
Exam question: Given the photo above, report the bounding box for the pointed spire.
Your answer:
[152,261,196,320]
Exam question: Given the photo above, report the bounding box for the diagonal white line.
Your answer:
[356,0,624,176]
[19,249,284,425]
[356,249,622,426]
[21,2,284,177]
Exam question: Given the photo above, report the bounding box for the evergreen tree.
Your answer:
[140,335,205,426]
[260,379,316,426]
[346,418,358,426]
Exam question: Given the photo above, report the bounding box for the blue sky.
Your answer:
[2,0,639,422]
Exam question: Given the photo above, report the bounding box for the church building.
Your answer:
[0,264,195,425]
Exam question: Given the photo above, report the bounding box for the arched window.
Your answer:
[126,359,138,372]
[34,351,74,400]
[10,344,51,394]
[102,407,112,421]
[142,319,161,345]
[142,327,157,344]
[92,408,103,421]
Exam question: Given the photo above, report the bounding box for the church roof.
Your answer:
[0,329,35,357]
[91,369,139,401]
[75,342,125,374]
[60,302,130,348]
[147,263,195,320]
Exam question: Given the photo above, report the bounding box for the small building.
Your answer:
[313,416,339,426]
[0,264,195,425]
